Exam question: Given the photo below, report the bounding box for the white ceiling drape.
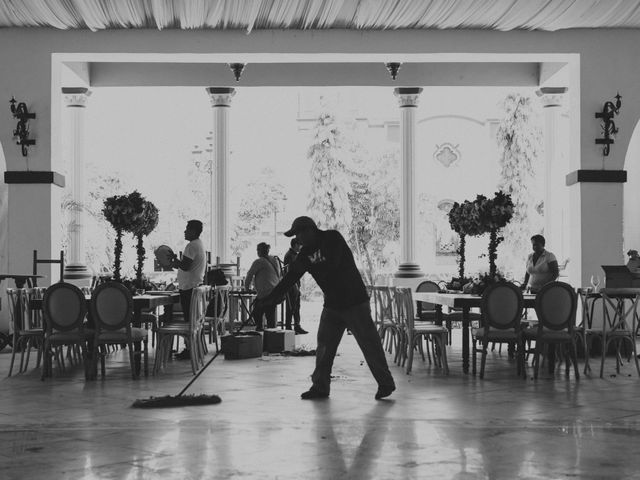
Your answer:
[1,0,640,32]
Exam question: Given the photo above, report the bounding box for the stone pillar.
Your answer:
[536,87,568,263]
[62,87,92,286]
[206,87,235,263]
[393,87,425,283]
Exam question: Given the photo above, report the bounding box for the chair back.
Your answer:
[33,249,65,287]
[371,286,395,328]
[189,285,210,330]
[394,287,414,331]
[42,282,87,332]
[210,285,230,319]
[415,280,440,318]
[481,282,523,330]
[6,288,29,332]
[535,281,577,332]
[90,281,134,331]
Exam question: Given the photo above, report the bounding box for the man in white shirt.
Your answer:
[171,219,206,359]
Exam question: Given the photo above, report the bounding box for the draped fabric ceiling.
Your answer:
[1,0,640,33]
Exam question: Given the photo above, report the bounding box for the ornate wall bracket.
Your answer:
[595,93,622,156]
[9,97,36,156]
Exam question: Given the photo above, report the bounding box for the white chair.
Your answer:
[394,287,449,375]
[154,285,210,375]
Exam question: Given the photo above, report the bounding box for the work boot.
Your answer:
[294,325,308,335]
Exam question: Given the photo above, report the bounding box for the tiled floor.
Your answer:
[2,301,640,479]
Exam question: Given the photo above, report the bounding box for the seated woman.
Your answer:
[626,249,640,273]
[521,234,559,294]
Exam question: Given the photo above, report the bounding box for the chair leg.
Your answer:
[570,341,580,380]
[406,336,414,374]
[479,340,488,379]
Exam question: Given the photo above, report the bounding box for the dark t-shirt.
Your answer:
[267,230,369,309]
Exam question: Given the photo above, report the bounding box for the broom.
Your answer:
[132,297,257,408]
[131,350,223,408]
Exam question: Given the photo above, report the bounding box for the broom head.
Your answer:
[132,394,222,409]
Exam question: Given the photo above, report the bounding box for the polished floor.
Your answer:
[2,301,640,479]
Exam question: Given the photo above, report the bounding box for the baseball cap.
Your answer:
[284,216,318,237]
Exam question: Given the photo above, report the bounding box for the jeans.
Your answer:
[311,301,395,395]
[285,284,301,328]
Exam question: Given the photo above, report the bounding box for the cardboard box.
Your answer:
[263,329,295,353]
[221,332,263,360]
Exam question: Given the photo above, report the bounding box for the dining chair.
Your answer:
[528,281,580,379]
[597,288,640,378]
[395,287,449,375]
[154,285,210,375]
[576,288,604,375]
[472,282,525,379]
[32,249,65,287]
[204,284,230,350]
[371,286,399,357]
[41,282,91,380]
[7,287,46,376]
[90,281,148,379]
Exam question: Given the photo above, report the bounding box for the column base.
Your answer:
[394,263,425,278]
[63,263,93,287]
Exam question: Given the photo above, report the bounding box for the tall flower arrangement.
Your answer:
[448,191,514,287]
[102,191,145,282]
[448,199,485,281]
[130,199,159,289]
[475,191,514,277]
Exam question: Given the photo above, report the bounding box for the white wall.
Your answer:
[0,27,639,314]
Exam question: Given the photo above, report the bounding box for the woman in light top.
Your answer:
[521,234,559,294]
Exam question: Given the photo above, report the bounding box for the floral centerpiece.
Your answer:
[130,198,159,289]
[102,191,146,282]
[447,199,485,289]
[475,191,514,277]
[462,271,507,295]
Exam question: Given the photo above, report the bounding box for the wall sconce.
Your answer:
[228,63,246,82]
[385,62,402,81]
[9,97,36,157]
[595,93,622,156]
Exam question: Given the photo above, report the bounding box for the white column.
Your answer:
[62,87,92,285]
[206,87,235,263]
[536,87,568,263]
[394,87,424,283]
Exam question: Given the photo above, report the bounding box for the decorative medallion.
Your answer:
[434,143,460,168]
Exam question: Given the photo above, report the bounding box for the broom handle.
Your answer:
[176,299,256,398]
[177,349,222,397]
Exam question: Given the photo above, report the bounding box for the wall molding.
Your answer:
[565,169,626,186]
[4,171,65,188]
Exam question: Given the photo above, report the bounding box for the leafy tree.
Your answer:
[496,93,543,277]
[348,148,400,283]
[307,100,352,233]
[231,168,287,257]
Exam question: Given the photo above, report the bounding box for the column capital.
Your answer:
[62,87,91,108]
[536,87,568,108]
[394,87,423,107]
[207,87,236,107]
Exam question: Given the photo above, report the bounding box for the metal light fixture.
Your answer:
[228,63,246,82]
[385,62,402,81]
[9,97,36,157]
[595,93,622,156]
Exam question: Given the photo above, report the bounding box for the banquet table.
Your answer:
[413,291,536,374]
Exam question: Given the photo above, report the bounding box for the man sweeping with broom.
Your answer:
[255,216,396,401]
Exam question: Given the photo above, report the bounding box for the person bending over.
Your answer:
[256,216,395,401]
